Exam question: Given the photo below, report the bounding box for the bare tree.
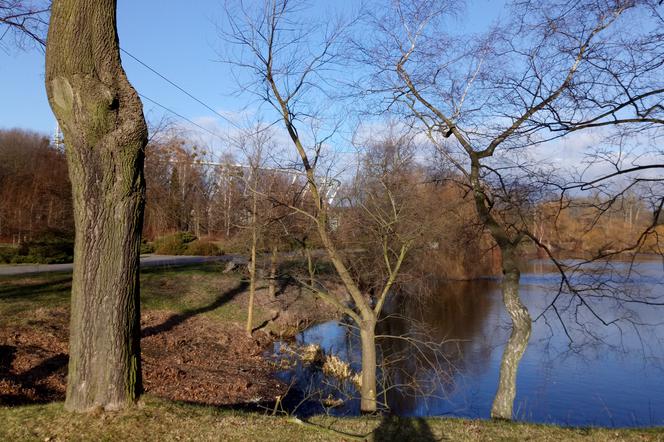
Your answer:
[45,0,147,411]
[231,124,276,335]
[220,0,414,412]
[361,0,664,419]
[0,0,48,49]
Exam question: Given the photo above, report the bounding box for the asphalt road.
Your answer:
[0,254,238,276]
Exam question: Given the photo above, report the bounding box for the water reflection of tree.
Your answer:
[376,278,496,415]
[532,262,664,363]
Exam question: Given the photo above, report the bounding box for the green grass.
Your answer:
[0,396,662,442]
[0,264,267,327]
[3,264,664,440]
[0,272,72,323]
[140,264,270,325]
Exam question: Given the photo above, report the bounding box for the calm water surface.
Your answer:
[275,259,664,427]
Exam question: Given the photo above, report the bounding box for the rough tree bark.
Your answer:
[45,0,147,412]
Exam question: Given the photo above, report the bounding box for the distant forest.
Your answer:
[1,127,659,270]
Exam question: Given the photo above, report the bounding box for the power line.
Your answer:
[119,48,355,157]
[137,92,225,141]
[120,47,241,130]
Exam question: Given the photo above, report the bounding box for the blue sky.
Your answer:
[5,1,650,187]
[2,0,249,139]
[0,1,502,148]
[0,1,364,136]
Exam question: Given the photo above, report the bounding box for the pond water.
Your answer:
[273,258,664,427]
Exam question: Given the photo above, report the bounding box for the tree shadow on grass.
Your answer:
[273,275,295,298]
[142,281,249,337]
[265,413,439,441]
[140,262,234,277]
[0,345,16,372]
[0,346,67,405]
[370,415,438,442]
[0,276,71,301]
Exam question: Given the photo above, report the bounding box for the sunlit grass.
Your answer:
[0,272,71,325]
[1,396,663,442]
[4,265,663,440]
[0,264,267,327]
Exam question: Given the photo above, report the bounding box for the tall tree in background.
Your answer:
[45,0,147,411]
[362,0,664,419]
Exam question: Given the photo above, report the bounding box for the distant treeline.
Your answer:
[0,129,72,243]
[0,127,659,271]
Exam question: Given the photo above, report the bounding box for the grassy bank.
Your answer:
[0,262,342,409]
[0,264,265,327]
[2,264,663,441]
[1,396,663,442]
[0,261,339,332]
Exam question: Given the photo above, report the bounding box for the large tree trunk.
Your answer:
[490,248,532,420]
[45,0,147,412]
[359,318,378,413]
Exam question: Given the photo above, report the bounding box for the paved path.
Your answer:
[0,255,237,276]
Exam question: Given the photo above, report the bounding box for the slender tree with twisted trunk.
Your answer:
[361,0,663,420]
[45,0,147,412]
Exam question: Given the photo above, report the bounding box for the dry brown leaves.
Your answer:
[0,309,286,407]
